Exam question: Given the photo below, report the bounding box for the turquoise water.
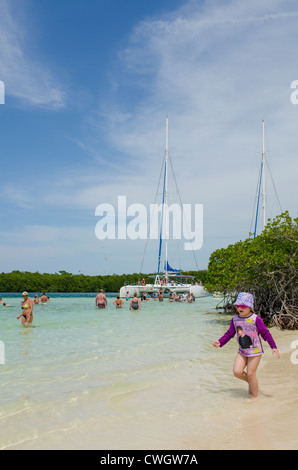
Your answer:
[1,294,225,402]
[0,293,293,450]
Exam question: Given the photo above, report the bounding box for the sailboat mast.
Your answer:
[165,115,169,280]
[261,120,266,230]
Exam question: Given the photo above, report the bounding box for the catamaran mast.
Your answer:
[253,119,267,238]
[165,115,169,281]
[261,119,266,231]
[156,116,169,285]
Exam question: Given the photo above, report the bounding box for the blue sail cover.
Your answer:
[164,261,181,273]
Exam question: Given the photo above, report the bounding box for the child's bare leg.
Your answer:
[233,352,249,385]
[246,355,262,399]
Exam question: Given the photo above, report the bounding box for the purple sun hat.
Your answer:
[233,292,254,311]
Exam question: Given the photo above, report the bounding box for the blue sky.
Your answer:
[0,0,297,276]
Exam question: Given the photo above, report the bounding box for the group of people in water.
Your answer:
[95,290,142,310]
[7,288,195,326]
[0,297,12,307]
[1,291,51,325]
[138,290,196,303]
[33,293,51,305]
[95,289,196,311]
[8,289,281,401]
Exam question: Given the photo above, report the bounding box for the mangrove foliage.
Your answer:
[206,212,298,329]
[0,269,208,295]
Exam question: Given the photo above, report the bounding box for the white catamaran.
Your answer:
[119,117,208,299]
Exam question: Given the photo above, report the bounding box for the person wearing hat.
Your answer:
[213,292,280,399]
[16,292,33,325]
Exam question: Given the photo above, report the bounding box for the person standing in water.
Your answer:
[129,293,141,310]
[113,296,124,308]
[95,289,108,309]
[213,292,280,400]
[17,291,33,325]
[40,293,49,304]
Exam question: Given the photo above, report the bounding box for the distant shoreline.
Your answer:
[0,291,119,297]
[0,269,208,295]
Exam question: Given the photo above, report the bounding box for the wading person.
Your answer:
[17,292,33,325]
[113,296,124,308]
[95,289,108,309]
[212,292,280,399]
[129,293,141,311]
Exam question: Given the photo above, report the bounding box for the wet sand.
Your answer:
[185,328,298,450]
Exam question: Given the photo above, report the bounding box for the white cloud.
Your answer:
[102,0,298,210]
[2,184,37,209]
[0,0,66,109]
[0,224,100,272]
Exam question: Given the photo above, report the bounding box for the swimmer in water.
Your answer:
[40,293,49,305]
[158,290,163,302]
[16,291,33,325]
[113,296,124,308]
[129,293,141,310]
[95,289,108,309]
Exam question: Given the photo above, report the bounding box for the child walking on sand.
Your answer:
[213,292,280,399]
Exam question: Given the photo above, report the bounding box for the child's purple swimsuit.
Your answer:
[218,313,277,357]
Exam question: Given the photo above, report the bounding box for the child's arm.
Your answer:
[256,316,280,357]
[213,318,236,348]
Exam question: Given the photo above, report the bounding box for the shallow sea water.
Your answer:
[0,293,297,450]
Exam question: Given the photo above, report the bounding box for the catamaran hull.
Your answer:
[120,284,209,298]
